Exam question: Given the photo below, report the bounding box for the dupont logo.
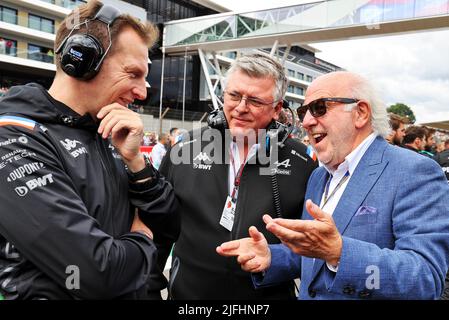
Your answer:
[14,173,54,197]
[7,162,44,182]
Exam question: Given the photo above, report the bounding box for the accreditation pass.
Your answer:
[220,195,236,231]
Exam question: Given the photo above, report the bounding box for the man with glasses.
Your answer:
[217,71,449,299]
[160,53,317,299]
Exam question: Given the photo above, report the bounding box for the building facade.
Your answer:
[1,0,340,126]
[0,0,85,88]
[0,0,146,89]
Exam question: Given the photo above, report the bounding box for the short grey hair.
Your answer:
[349,74,390,137]
[225,52,288,103]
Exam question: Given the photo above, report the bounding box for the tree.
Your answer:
[387,103,416,124]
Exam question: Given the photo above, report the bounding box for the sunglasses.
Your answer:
[297,98,359,122]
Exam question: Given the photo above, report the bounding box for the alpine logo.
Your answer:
[271,168,291,176]
[193,152,212,162]
[14,173,54,197]
[275,159,291,168]
[272,159,291,175]
[60,139,88,158]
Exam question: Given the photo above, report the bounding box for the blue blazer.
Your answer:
[255,136,449,299]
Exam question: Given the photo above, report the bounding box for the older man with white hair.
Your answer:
[217,71,449,300]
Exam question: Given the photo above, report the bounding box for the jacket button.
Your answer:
[308,289,317,298]
[342,285,355,295]
[358,290,372,298]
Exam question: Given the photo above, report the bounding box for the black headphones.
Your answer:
[55,5,121,80]
[206,107,228,132]
[207,100,293,153]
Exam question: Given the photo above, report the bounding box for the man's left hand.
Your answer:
[264,199,342,266]
[97,103,144,170]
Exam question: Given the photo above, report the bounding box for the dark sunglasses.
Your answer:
[297,98,359,122]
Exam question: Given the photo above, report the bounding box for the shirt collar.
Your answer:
[230,141,260,165]
[325,132,378,177]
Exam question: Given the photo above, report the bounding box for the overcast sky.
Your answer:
[212,0,449,124]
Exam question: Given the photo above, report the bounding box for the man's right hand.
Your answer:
[97,103,145,171]
[131,213,153,240]
[216,226,271,273]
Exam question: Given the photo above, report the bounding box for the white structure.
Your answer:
[164,0,449,111]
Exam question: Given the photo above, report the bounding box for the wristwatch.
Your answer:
[127,154,156,183]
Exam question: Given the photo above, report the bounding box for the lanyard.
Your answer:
[229,150,246,202]
[321,171,350,209]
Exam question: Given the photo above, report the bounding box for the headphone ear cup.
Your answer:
[207,108,228,132]
[59,34,104,80]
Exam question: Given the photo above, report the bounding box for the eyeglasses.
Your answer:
[296,97,359,122]
[223,91,276,109]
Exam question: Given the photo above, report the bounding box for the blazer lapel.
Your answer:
[302,169,329,284]
[333,137,388,234]
[302,168,329,220]
[310,137,389,280]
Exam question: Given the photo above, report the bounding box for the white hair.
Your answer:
[350,74,390,137]
[225,52,288,102]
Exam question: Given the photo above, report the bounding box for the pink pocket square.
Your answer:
[355,206,377,216]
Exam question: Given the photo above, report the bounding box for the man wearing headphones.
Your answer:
[0,1,179,299]
[160,53,317,299]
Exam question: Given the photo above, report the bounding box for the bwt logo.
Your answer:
[14,186,28,197]
[60,139,82,151]
[14,173,54,197]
